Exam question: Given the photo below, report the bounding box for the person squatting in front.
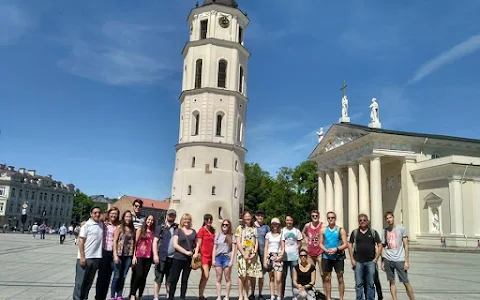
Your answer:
[293,249,317,300]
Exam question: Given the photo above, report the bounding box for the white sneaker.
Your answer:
[223,297,229,300]
[216,297,222,300]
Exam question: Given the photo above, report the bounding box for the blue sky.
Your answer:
[1,0,479,200]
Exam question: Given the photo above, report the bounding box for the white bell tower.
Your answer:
[170,0,250,228]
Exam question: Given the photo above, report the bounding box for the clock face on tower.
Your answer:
[219,16,230,28]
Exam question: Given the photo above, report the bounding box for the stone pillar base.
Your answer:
[339,116,350,123]
[368,122,381,129]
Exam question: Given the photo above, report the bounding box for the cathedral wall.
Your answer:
[381,160,402,226]
[417,180,450,236]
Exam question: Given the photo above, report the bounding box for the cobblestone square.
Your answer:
[0,233,479,300]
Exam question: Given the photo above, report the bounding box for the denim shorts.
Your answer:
[215,254,231,268]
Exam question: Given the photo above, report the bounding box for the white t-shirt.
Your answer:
[59,226,68,235]
[282,227,302,261]
[265,232,282,254]
[77,219,103,259]
[32,224,38,232]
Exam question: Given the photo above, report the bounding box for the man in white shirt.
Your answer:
[31,223,39,239]
[73,207,104,300]
[281,215,303,299]
[59,224,68,244]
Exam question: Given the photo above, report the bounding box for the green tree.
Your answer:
[244,162,274,213]
[71,189,94,223]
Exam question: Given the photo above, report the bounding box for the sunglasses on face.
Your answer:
[134,204,142,208]
[359,219,368,222]
[92,212,101,215]
[311,215,318,218]
[327,217,336,220]
[300,254,308,258]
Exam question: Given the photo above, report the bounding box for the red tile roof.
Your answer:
[121,195,170,210]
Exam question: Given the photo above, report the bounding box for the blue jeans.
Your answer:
[282,260,299,298]
[354,260,375,300]
[111,256,132,298]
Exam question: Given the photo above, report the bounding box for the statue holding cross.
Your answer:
[339,80,351,123]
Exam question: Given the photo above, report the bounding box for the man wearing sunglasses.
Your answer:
[132,198,145,229]
[348,214,383,300]
[302,210,324,279]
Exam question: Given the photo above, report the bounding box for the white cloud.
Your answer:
[57,21,179,86]
[407,34,480,85]
[0,3,31,45]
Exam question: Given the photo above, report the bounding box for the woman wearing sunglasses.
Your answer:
[293,249,316,300]
[212,219,236,300]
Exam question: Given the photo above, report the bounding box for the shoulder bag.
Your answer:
[183,228,202,270]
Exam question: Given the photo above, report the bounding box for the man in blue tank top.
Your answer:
[319,211,348,300]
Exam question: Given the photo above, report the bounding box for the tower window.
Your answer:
[192,111,200,135]
[191,157,196,168]
[200,20,208,39]
[215,113,223,136]
[235,160,238,171]
[237,118,243,142]
[188,185,192,195]
[214,158,218,168]
[218,60,227,88]
[212,186,216,195]
[239,66,244,93]
[234,187,237,198]
[195,59,203,88]
[238,26,243,44]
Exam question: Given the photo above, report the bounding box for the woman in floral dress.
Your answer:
[235,211,262,300]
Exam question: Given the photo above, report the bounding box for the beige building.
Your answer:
[169,0,249,228]
[0,164,75,229]
[310,116,480,247]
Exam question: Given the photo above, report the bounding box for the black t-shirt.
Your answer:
[349,228,381,263]
[295,265,316,286]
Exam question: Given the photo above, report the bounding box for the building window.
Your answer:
[62,195,65,202]
[0,187,5,197]
[31,191,35,200]
[200,20,208,39]
[237,118,243,142]
[192,111,200,135]
[215,114,223,136]
[234,187,238,198]
[192,157,196,168]
[10,188,15,197]
[217,60,227,88]
[239,66,244,93]
[56,194,60,202]
[50,194,54,201]
[188,185,192,195]
[19,189,23,198]
[43,193,47,200]
[235,160,238,171]
[0,202,3,212]
[213,158,218,168]
[238,26,243,44]
[195,59,203,88]
[212,186,216,195]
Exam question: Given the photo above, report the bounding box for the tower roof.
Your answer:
[202,0,238,8]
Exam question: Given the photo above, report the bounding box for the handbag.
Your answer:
[182,228,202,270]
[265,230,282,272]
[312,287,327,300]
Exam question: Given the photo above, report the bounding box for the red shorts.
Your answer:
[202,256,212,266]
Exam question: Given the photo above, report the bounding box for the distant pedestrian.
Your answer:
[39,223,46,239]
[440,236,446,247]
[32,223,39,239]
[59,224,68,244]
[95,207,120,300]
[68,225,74,236]
[477,240,480,250]
[73,207,104,300]
[382,211,415,300]
[130,214,156,300]
[132,199,145,230]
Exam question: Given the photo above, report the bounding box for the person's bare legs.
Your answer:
[199,264,211,298]
[389,280,398,300]
[337,273,344,300]
[250,278,256,298]
[224,266,233,298]
[239,277,249,300]
[323,273,332,300]
[404,282,415,300]
[275,271,282,299]
[215,266,224,298]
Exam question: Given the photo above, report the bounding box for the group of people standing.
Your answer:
[72,199,415,300]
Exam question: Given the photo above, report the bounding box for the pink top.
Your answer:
[103,223,117,251]
[135,231,153,258]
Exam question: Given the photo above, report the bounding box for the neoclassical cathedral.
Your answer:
[169,0,248,228]
[309,93,480,247]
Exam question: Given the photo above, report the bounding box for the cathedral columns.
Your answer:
[448,179,464,237]
[348,164,359,233]
[325,170,334,213]
[334,167,344,228]
[317,171,326,222]
[370,155,383,234]
[358,159,370,216]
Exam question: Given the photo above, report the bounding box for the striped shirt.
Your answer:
[132,214,145,229]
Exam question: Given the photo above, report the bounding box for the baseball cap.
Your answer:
[166,209,177,215]
[270,217,281,224]
[255,210,265,216]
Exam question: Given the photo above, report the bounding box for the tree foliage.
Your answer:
[244,160,318,227]
[71,189,94,223]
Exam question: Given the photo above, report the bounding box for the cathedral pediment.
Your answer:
[309,124,369,159]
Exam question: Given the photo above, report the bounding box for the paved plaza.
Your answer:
[0,233,479,300]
